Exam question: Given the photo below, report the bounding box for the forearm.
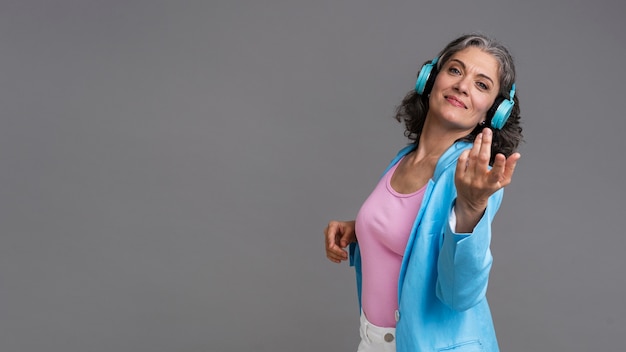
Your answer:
[436,191,503,310]
[453,198,487,233]
[437,203,494,310]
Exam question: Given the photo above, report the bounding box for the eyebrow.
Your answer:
[449,58,495,86]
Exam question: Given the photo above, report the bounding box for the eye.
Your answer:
[476,82,489,90]
[448,67,461,75]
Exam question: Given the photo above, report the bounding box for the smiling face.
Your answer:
[427,46,501,133]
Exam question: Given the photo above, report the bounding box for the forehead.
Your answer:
[446,47,500,80]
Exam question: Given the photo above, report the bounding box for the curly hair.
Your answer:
[395,33,523,164]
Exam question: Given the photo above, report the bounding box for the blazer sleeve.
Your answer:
[435,189,503,311]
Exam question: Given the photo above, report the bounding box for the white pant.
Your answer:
[357,311,397,352]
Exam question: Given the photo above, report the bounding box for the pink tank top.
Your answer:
[355,158,426,327]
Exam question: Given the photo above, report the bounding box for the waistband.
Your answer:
[360,310,396,344]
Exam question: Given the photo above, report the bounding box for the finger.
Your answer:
[326,241,348,262]
[339,228,351,248]
[478,128,493,169]
[469,132,483,160]
[502,152,521,183]
[489,152,520,186]
[467,131,485,174]
[324,223,339,249]
[327,249,347,263]
[488,153,507,184]
[456,149,471,177]
[332,248,348,261]
[327,254,342,263]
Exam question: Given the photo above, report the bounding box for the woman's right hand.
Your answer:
[324,220,356,263]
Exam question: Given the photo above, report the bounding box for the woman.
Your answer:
[324,33,522,352]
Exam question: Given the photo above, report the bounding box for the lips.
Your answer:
[445,96,467,109]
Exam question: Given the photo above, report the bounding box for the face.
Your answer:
[427,47,501,132]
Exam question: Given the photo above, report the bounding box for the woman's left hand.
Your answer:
[454,128,520,232]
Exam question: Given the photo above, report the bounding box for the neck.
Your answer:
[413,116,472,162]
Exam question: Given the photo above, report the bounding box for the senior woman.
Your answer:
[324,33,523,352]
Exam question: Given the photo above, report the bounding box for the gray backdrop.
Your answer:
[2,1,624,351]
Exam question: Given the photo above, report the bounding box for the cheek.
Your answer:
[430,75,448,94]
[475,96,496,113]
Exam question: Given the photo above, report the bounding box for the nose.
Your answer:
[453,77,470,96]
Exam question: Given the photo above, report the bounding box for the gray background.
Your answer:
[1,1,624,351]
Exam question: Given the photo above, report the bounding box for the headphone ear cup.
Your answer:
[489,97,514,129]
[415,58,438,95]
[422,69,437,96]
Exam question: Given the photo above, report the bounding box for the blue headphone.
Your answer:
[415,57,516,130]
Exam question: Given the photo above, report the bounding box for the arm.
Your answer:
[436,128,520,310]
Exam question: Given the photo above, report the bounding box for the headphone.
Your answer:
[415,57,515,130]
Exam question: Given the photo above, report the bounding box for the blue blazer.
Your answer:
[350,141,502,351]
